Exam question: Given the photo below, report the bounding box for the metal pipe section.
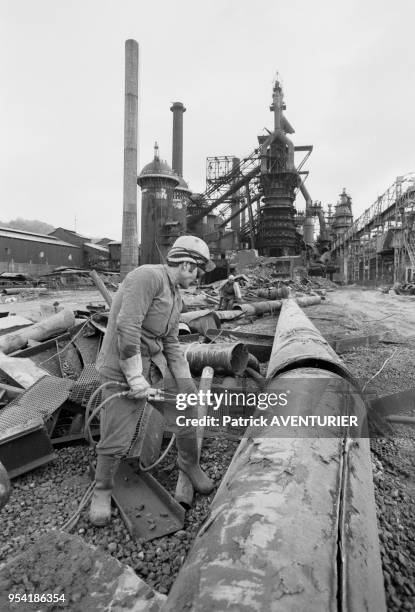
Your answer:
[300,182,312,208]
[121,39,139,279]
[170,102,186,177]
[257,286,289,300]
[165,300,385,611]
[272,130,295,171]
[233,296,321,316]
[215,310,245,321]
[180,310,221,334]
[296,295,322,307]
[232,303,257,316]
[184,342,249,375]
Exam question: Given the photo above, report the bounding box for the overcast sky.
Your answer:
[1,0,414,240]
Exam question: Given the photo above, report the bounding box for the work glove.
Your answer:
[119,354,150,400]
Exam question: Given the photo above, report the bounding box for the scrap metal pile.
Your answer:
[0,277,313,483]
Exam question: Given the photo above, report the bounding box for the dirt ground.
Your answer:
[0,289,105,320]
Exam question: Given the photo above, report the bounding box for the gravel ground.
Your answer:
[343,346,415,612]
[0,437,239,601]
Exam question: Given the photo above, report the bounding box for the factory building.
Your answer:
[0,226,122,276]
[0,227,82,275]
[49,228,111,269]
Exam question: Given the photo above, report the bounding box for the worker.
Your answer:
[89,236,216,526]
[218,275,241,310]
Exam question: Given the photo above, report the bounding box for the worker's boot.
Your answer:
[176,433,214,495]
[89,455,120,526]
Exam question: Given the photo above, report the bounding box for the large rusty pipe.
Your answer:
[184,342,249,375]
[165,300,385,611]
[257,286,290,300]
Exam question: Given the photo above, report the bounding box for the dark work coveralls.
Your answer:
[96,264,197,458]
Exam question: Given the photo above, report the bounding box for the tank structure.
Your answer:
[256,79,301,256]
[137,142,180,265]
[303,214,315,245]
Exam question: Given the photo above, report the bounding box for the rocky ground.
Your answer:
[0,437,239,607]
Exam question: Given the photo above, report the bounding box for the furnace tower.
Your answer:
[256,79,300,256]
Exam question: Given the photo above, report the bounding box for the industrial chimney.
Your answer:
[170,102,186,177]
[120,39,139,279]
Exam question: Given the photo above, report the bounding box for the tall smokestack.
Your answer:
[120,39,139,280]
[170,102,186,177]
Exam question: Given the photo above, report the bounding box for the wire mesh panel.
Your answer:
[0,376,73,434]
[68,364,101,409]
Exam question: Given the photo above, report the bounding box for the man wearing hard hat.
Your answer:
[90,236,215,526]
[218,275,242,310]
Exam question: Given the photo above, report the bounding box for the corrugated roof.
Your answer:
[84,242,109,253]
[0,227,80,248]
[51,227,90,240]
[0,226,59,239]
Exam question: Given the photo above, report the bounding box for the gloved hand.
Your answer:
[119,354,150,399]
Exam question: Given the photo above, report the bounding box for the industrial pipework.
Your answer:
[164,299,385,611]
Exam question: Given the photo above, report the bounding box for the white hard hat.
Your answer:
[168,235,215,271]
[228,275,235,281]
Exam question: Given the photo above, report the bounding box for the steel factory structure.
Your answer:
[136,69,415,288]
[3,56,414,287]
